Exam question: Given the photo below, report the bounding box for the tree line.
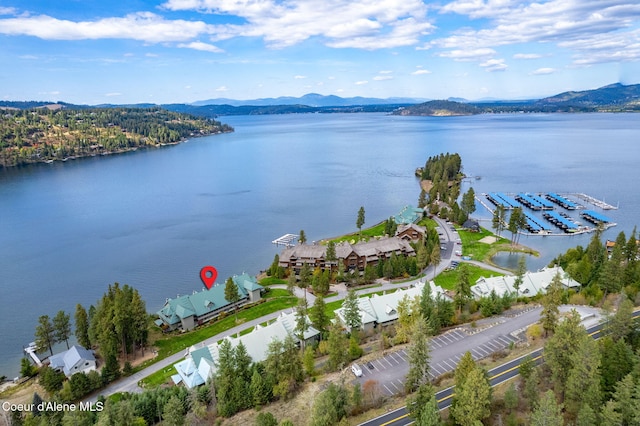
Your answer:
[0,107,233,167]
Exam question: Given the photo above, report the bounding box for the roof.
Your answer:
[396,223,427,236]
[470,266,580,299]
[157,274,263,325]
[175,310,320,388]
[335,280,451,328]
[279,237,413,263]
[393,205,424,225]
[48,345,95,376]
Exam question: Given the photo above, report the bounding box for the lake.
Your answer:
[1,112,638,378]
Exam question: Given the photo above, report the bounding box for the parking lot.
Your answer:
[354,315,532,396]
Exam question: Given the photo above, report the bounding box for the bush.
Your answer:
[526,323,543,341]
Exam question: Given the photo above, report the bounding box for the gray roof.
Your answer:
[470,266,580,298]
[49,345,95,376]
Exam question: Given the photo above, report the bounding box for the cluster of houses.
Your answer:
[470,266,580,298]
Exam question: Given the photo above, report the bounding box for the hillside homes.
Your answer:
[172,310,320,388]
[156,273,264,331]
[334,280,451,333]
[470,266,580,299]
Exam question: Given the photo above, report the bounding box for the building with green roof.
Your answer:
[393,205,425,225]
[156,273,263,331]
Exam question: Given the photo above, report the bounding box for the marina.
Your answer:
[479,191,618,236]
[271,233,299,247]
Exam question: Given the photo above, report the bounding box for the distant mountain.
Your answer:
[192,93,428,107]
[394,100,481,116]
[536,83,640,108]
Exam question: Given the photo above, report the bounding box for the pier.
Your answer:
[545,192,580,210]
[272,233,299,247]
[573,193,618,210]
[581,210,613,225]
[23,342,43,367]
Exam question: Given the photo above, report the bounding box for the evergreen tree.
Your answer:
[250,368,271,408]
[326,241,337,272]
[298,263,312,301]
[415,388,442,426]
[492,204,506,238]
[461,187,476,217]
[162,395,185,426]
[454,264,472,313]
[544,310,583,398]
[294,298,309,350]
[357,206,366,238]
[53,310,71,350]
[530,390,563,426]
[342,289,362,332]
[298,229,307,244]
[224,277,241,322]
[513,255,526,298]
[326,322,348,371]
[540,271,563,336]
[405,319,431,393]
[309,295,330,336]
[565,333,602,418]
[35,315,56,356]
[74,304,91,349]
[450,364,491,426]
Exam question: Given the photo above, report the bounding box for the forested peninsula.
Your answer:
[0,107,233,167]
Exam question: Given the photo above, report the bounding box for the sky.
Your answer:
[1,0,640,104]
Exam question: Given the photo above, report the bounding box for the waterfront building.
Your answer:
[156,273,264,331]
[470,266,580,299]
[48,345,96,377]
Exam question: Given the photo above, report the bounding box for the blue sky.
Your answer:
[1,0,639,104]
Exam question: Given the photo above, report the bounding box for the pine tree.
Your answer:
[454,264,471,313]
[309,295,330,336]
[540,271,563,336]
[224,277,241,322]
[357,206,366,237]
[461,187,476,217]
[298,229,307,244]
[35,314,56,356]
[530,390,563,426]
[405,319,431,393]
[342,289,362,332]
[450,365,491,426]
[52,310,71,350]
[74,304,91,349]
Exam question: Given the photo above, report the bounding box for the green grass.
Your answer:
[263,288,291,298]
[259,277,287,286]
[322,221,388,244]
[457,227,536,263]
[152,296,297,360]
[141,364,183,388]
[434,264,503,290]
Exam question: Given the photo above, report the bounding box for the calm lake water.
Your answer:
[1,112,639,378]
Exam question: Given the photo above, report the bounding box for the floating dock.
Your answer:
[545,192,580,210]
[544,211,579,233]
[581,210,612,225]
[573,193,618,210]
[272,233,299,247]
[516,193,554,210]
[486,192,521,209]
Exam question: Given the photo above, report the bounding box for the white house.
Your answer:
[470,266,580,299]
[48,345,96,377]
[334,280,451,332]
[172,310,320,388]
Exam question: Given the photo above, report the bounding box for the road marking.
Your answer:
[392,352,405,362]
[401,349,408,357]
[376,359,386,369]
[390,381,401,392]
[383,384,394,394]
[471,350,483,359]
[442,359,456,370]
[384,357,394,367]
[431,340,443,348]
[486,341,500,350]
[442,334,454,343]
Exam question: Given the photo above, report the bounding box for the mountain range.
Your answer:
[1,83,639,116]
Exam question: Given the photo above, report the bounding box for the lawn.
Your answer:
[434,263,503,290]
[151,296,298,360]
[457,227,536,264]
[259,276,287,286]
[322,221,387,244]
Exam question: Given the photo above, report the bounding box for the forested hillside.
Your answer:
[0,107,233,167]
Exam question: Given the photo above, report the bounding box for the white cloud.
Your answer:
[439,47,496,61]
[531,67,556,75]
[215,86,228,92]
[480,58,507,71]
[163,0,434,50]
[177,41,223,53]
[294,75,307,79]
[355,80,369,85]
[105,92,122,97]
[411,69,431,75]
[19,54,38,60]
[435,1,640,65]
[0,12,218,43]
[379,70,393,74]
[373,75,393,80]
[0,7,16,15]
[513,53,542,59]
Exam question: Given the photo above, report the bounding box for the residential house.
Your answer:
[172,310,320,388]
[334,280,451,333]
[470,266,580,299]
[156,273,264,331]
[395,223,427,242]
[48,345,96,377]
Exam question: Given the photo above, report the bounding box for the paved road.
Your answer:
[86,216,511,401]
[359,307,616,426]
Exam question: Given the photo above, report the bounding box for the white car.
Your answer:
[351,363,363,377]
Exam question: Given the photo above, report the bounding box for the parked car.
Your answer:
[351,363,363,377]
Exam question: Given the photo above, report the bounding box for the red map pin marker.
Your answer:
[200,266,218,290]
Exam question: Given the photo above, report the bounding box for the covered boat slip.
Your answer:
[480,191,617,236]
